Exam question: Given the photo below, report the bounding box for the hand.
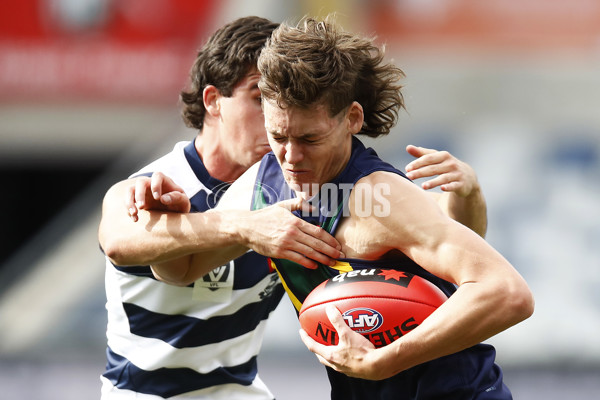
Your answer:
[299,305,385,380]
[404,145,479,198]
[126,172,191,222]
[238,198,344,269]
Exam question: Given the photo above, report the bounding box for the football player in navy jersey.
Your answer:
[139,16,534,400]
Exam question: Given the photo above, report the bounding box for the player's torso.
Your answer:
[103,140,283,398]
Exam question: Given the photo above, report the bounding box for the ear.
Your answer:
[203,85,221,117]
[346,101,364,135]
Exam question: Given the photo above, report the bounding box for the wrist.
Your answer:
[218,210,250,246]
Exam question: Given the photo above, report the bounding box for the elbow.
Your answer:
[99,225,138,266]
[98,216,133,266]
[101,236,130,266]
[518,287,535,322]
[504,279,535,324]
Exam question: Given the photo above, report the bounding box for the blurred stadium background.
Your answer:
[1,0,599,398]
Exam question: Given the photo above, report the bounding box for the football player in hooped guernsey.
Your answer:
[148,17,534,400]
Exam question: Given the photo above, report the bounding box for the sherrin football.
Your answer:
[299,268,448,348]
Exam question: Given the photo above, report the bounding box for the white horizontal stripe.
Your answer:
[107,319,269,373]
[110,264,277,319]
[106,265,274,373]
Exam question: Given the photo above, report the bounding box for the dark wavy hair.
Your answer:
[257,16,405,138]
[180,16,279,130]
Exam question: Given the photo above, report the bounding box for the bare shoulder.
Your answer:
[340,171,449,254]
[216,162,261,210]
[350,171,439,219]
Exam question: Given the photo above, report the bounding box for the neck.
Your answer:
[194,133,246,183]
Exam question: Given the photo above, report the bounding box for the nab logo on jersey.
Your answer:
[342,308,383,333]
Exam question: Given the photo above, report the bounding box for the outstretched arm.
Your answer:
[404,145,487,237]
[99,166,343,284]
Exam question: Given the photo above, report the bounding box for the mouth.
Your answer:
[285,168,309,177]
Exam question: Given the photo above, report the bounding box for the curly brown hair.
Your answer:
[180,16,279,131]
[257,16,405,138]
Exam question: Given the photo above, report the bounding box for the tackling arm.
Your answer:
[405,145,487,237]
[104,163,344,286]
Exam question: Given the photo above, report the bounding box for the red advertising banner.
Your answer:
[0,0,217,103]
[369,0,600,54]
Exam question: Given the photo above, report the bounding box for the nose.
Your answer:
[284,141,303,164]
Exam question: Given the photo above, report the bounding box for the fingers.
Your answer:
[280,250,319,269]
[405,148,449,177]
[325,304,355,342]
[150,171,167,200]
[298,222,343,255]
[405,144,434,161]
[274,233,340,268]
[405,147,464,192]
[406,162,447,181]
[125,184,139,222]
[271,200,344,265]
[293,231,344,267]
[160,192,192,213]
[277,197,315,214]
[419,171,461,191]
[134,177,152,208]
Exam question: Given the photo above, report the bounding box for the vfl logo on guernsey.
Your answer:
[342,308,383,333]
[201,261,233,291]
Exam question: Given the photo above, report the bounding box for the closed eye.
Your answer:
[270,135,287,143]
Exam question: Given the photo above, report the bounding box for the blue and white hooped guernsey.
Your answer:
[101,140,284,399]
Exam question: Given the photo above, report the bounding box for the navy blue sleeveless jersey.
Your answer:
[102,140,284,399]
[251,136,512,400]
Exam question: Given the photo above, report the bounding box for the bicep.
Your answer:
[373,174,500,285]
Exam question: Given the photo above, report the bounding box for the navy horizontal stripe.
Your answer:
[110,248,272,290]
[124,284,284,348]
[112,264,156,278]
[104,347,267,398]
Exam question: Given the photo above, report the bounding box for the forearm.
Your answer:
[375,242,532,379]
[377,277,527,378]
[99,181,247,266]
[436,186,487,238]
[150,242,248,286]
[101,209,245,266]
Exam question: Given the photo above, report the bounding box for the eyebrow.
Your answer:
[268,130,321,142]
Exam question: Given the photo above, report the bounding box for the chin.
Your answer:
[287,181,318,198]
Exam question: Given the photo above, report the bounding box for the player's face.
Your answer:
[217,71,271,170]
[264,99,361,199]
